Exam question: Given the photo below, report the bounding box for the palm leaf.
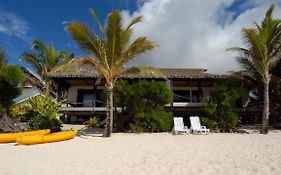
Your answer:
[20,53,42,74]
[65,21,109,70]
[117,37,156,66]
[106,10,122,68]
[125,16,142,31]
[89,8,105,36]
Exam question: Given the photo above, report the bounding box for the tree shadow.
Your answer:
[77,127,104,138]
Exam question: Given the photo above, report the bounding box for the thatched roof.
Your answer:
[50,57,227,80]
[160,68,226,79]
[50,58,101,78]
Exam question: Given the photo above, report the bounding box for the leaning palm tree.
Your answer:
[66,9,156,137]
[20,40,72,97]
[228,5,281,134]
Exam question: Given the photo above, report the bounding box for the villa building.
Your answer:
[50,58,251,123]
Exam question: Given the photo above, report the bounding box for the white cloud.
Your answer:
[0,10,29,40]
[122,0,281,74]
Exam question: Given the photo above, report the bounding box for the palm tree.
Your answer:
[20,40,72,97]
[228,5,281,134]
[65,9,156,137]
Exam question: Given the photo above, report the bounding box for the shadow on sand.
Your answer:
[77,127,104,138]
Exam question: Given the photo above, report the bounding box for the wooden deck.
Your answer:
[61,107,122,115]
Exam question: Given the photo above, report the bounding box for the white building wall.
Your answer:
[68,86,93,104]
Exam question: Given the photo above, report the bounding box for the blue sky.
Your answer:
[0,0,138,65]
[1,0,281,73]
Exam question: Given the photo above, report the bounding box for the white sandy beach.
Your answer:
[0,128,281,175]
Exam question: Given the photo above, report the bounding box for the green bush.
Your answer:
[83,117,100,128]
[128,108,173,132]
[0,48,24,115]
[113,80,173,132]
[200,117,217,130]
[203,82,242,132]
[11,95,63,132]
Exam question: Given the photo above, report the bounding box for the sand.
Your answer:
[0,129,281,175]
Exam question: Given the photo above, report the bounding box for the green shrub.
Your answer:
[203,82,241,132]
[200,117,217,129]
[11,95,63,132]
[0,49,24,115]
[10,103,34,122]
[83,117,100,128]
[127,108,173,132]
[113,80,173,132]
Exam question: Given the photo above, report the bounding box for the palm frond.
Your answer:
[125,16,142,31]
[65,21,108,69]
[89,8,105,36]
[226,47,251,58]
[106,10,122,68]
[20,53,42,74]
[82,57,111,83]
[31,39,47,63]
[118,37,156,65]
[20,66,44,90]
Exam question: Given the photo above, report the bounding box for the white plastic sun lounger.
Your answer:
[172,117,189,134]
[189,116,210,134]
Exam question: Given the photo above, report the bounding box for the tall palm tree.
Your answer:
[228,5,281,134]
[66,9,156,137]
[20,40,72,97]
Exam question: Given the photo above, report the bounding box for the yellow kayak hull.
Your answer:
[0,129,51,143]
[16,130,78,145]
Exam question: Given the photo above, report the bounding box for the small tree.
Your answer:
[203,82,242,132]
[114,80,173,132]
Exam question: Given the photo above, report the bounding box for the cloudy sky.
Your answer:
[1,0,281,73]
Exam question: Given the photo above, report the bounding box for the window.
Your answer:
[191,90,200,103]
[173,90,190,102]
[77,90,94,107]
[173,89,201,103]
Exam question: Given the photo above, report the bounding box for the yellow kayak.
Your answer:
[16,130,78,145]
[0,129,51,143]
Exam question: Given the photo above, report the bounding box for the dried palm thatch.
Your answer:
[50,57,229,80]
[50,58,167,79]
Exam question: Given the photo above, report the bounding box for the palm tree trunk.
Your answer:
[103,83,114,137]
[261,74,270,134]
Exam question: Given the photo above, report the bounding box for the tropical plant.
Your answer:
[0,48,24,115]
[10,102,31,122]
[20,39,72,97]
[203,82,242,132]
[113,80,173,132]
[66,9,156,137]
[83,117,100,128]
[12,95,64,132]
[228,5,281,134]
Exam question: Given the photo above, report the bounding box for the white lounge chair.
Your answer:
[172,117,189,134]
[189,116,210,134]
